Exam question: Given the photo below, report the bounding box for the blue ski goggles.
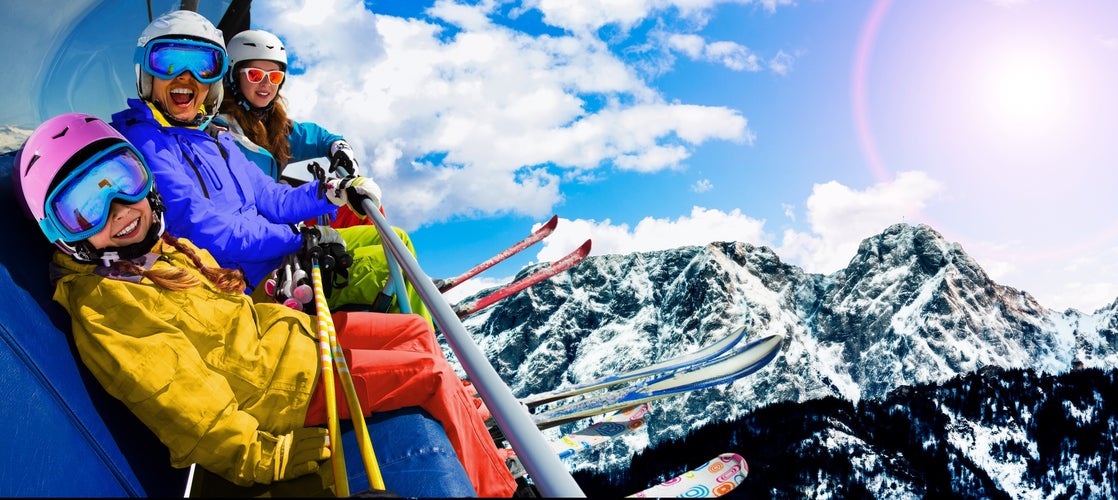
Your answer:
[135,38,227,83]
[41,142,153,243]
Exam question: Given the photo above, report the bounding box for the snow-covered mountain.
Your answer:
[0,126,31,154]
[454,222,1118,473]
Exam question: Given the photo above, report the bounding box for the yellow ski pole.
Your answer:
[312,259,349,496]
[311,258,386,492]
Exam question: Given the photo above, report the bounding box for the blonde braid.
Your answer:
[108,234,247,292]
[161,233,247,293]
[109,252,198,291]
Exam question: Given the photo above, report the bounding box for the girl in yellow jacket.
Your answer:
[13,113,516,497]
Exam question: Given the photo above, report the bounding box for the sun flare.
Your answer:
[974,47,1070,136]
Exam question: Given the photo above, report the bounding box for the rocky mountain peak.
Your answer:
[455,223,1118,472]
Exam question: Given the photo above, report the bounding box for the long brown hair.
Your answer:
[109,233,246,293]
[220,62,294,167]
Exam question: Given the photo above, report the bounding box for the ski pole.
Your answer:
[370,266,411,314]
[382,248,411,314]
[312,264,347,496]
[310,252,386,493]
[356,197,586,497]
[328,162,412,316]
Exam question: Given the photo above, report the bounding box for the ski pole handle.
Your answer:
[281,263,294,300]
[264,268,279,296]
[291,267,313,305]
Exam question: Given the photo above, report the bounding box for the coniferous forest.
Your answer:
[573,368,1118,498]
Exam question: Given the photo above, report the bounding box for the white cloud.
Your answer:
[534,172,942,277]
[768,49,796,75]
[781,202,796,221]
[778,171,943,273]
[668,34,706,59]
[256,0,752,229]
[691,178,713,193]
[970,241,1118,313]
[527,0,795,34]
[536,206,768,261]
[482,171,1115,313]
[258,1,385,79]
[442,275,511,305]
[668,34,761,71]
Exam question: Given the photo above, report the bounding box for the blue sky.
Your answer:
[3,0,1117,313]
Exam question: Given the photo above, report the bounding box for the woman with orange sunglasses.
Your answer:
[213,29,431,320]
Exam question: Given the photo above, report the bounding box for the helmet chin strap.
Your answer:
[229,76,278,114]
[236,91,276,114]
[77,192,169,267]
[99,251,123,268]
[93,213,166,266]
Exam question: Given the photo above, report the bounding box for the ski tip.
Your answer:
[541,214,559,231]
[720,452,749,477]
[626,452,748,498]
[755,333,785,352]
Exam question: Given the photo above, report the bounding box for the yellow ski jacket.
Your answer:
[51,238,319,486]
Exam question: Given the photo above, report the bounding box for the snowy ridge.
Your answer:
[0,126,32,154]
[455,222,1118,473]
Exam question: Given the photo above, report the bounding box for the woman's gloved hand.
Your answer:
[300,224,345,249]
[255,427,331,484]
[329,140,358,173]
[298,225,353,294]
[325,175,381,217]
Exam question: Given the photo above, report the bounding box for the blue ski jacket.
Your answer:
[214,113,344,182]
[110,99,338,287]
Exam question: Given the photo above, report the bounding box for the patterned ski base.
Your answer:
[628,452,748,498]
[550,403,649,459]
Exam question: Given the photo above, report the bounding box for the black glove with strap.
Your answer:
[329,140,358,175]
[325,175,381,218]
[298,225,352,298]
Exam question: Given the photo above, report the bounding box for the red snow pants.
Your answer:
[303,311,516,498]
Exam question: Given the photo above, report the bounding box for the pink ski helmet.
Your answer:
[13,112,166,264]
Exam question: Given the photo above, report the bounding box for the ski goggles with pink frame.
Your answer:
[41,142,153,243]
[135,38,227,83]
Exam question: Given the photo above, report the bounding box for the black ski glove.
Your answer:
[298,225,353,298]
[329,140,358,174]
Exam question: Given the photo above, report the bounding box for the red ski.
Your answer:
[452,239,592,319]
[437,215,559,293]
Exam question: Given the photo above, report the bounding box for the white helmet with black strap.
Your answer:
[133,10,228,116]
[226,29,288,111]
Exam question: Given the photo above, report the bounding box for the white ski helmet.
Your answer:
[226,30,287,110]
[227,30,287,70]
[133,10,227,112]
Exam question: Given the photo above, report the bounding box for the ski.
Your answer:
[627,452,748,498]
[436,215,559,293]
[499,403,648,479]
[550,403,649,459]
[531,334,784,430]
[452,239,592,319]
[522,325,751,409]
